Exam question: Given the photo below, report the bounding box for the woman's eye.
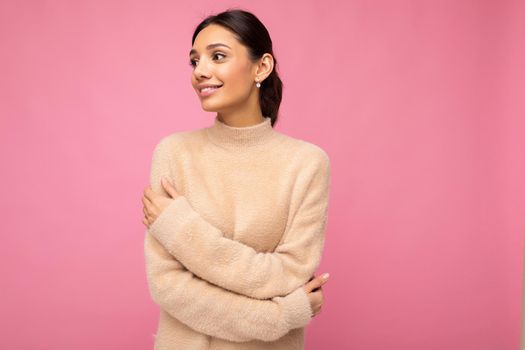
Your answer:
[213,52,226,60]
[188,53,226,68]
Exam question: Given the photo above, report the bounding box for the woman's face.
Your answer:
[189,24,257,112]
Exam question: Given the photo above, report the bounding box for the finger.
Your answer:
[143,217,149,227]
[306,273,330,291]
[319,273,329,286]
[142,199,152,215]
[142,194,153,206]
[310,290,323,302]
[144,186,159,201]
[161,177,178,198]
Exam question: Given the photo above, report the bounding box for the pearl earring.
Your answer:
[255,80,261,88]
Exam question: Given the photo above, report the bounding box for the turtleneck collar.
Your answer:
[206,115,277,150]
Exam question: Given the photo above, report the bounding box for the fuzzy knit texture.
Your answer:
[144,115,331,350]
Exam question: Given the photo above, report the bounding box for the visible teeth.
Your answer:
[201,86,221,92]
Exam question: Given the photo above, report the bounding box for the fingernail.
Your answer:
[322,273,330,280]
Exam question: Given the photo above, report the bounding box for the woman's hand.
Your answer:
[142,176,180,229]
[303,273,329,317]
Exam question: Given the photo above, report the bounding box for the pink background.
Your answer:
[1,1,524,349]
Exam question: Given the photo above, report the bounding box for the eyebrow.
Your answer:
[189,43,232,56]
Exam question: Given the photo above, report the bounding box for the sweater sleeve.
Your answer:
[144,231,313,342]
[148,138,331,300]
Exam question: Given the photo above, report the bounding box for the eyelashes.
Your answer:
[189,52,226,68]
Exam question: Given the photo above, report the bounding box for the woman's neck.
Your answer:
[216,107,265,127]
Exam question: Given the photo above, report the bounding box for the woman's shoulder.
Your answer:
[274,131,330,166]
[153,127,207,152]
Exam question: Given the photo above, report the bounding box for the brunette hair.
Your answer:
[191,8,283,127]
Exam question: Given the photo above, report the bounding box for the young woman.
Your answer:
[142,8,331,350]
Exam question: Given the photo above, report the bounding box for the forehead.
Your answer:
[190,24,239,54]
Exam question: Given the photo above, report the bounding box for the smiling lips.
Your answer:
[199,85,222,97]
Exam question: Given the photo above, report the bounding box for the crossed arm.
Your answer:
[148,138,331,300]
[143,137,317,342]
[144,231,312,342]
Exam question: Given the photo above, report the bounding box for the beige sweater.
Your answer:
[144,115,331,349]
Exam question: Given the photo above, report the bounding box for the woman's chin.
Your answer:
[201,104,220,112]
[201,100,229,112]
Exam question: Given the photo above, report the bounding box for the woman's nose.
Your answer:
[193,61,210,78]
